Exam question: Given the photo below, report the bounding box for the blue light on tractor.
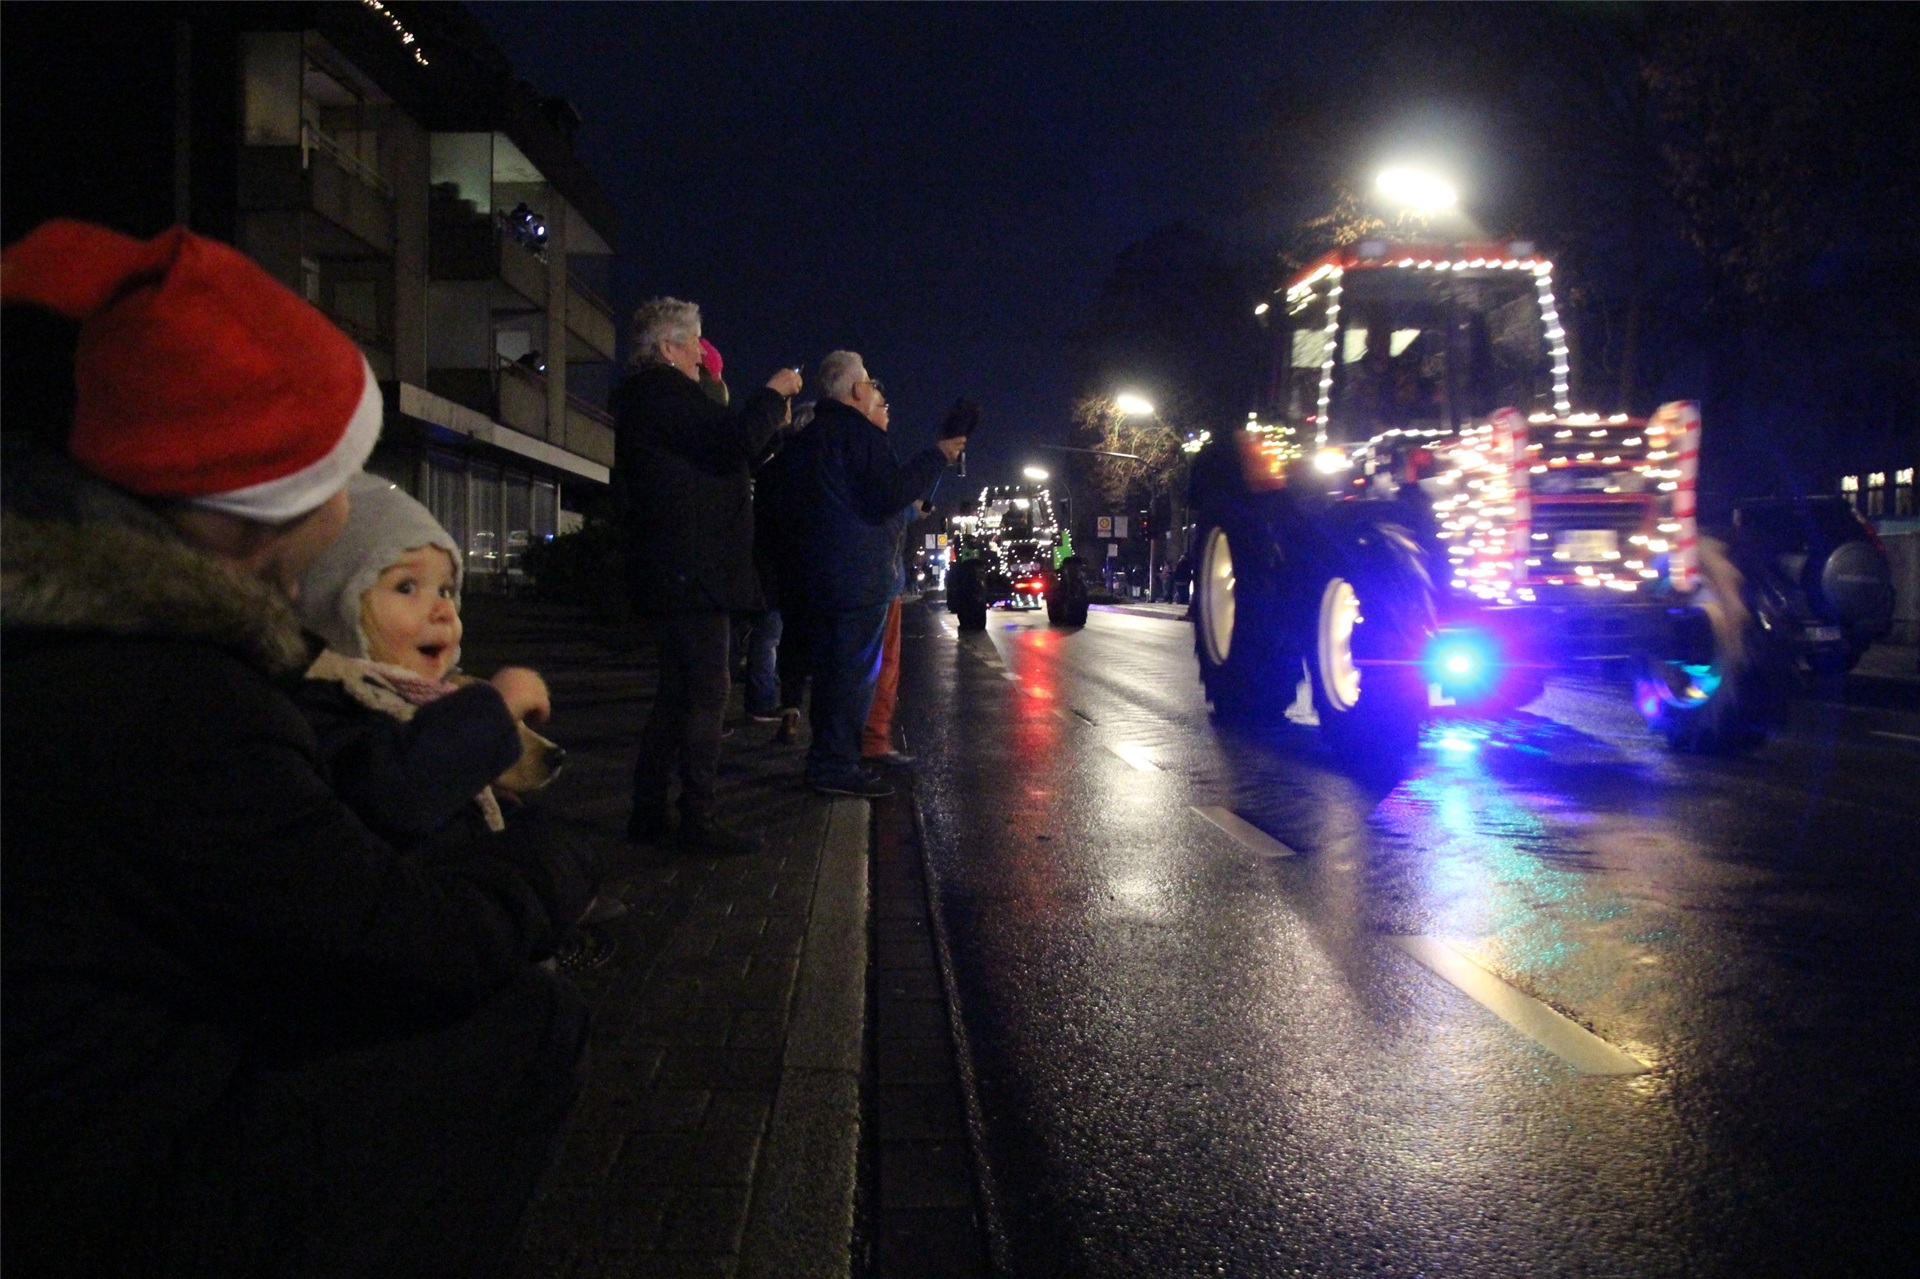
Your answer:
[1425,630,1500,697]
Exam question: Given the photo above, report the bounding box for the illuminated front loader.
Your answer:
[1189,240,1795,761]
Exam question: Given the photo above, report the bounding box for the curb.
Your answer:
[737,797,871,1278]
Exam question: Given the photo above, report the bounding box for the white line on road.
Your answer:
[1870,730,1920,744]
[1190,806,1296,858]
[1107,742,1159,771]
[1001,671,1021,682]
[1389,936,1649,1077]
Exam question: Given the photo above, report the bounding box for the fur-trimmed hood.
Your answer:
[2,498,312,679]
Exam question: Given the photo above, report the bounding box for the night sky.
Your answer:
[478,3,1403,483]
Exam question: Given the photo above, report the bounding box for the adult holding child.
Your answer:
[613,297,802,856]
[0,220,595,1277]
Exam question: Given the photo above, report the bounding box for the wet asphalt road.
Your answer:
[894,600,1920,1278]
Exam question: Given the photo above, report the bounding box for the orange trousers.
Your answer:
[861,597,904,757]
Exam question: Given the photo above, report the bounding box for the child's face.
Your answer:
[361,545,462,680]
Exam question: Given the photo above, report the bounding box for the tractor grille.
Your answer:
[1529,497,1653,546]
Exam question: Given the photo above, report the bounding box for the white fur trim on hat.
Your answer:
[190,359,383,522]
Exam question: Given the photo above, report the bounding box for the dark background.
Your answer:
[476,2,1919,507]
[4,3,1913,506]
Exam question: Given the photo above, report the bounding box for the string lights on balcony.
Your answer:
[361,0,429,66]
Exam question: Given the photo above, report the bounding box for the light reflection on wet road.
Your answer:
[901,601,1920,1277]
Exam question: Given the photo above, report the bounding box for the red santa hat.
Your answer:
[0,219,381,520]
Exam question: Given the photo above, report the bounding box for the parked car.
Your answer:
[1728,496,1895,673]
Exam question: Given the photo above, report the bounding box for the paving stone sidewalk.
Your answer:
[459,598,872,1279]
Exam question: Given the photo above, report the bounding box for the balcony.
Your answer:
[564,394,616,468]
[238,127,394,257]
[566,274,618,362]
[498,358,550,440]
[429,218,548,309]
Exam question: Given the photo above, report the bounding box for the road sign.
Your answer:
[1113,515,1129,537]
[1096,516,1113,538]
[1107,543,1120,558]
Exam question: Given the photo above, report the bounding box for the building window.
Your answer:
[1867,472,1886,517]
[1895,468,1915,518]
[1841,473,1860,513]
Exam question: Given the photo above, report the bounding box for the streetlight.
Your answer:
[1023,466,1049,481]
[1114,393,1155,417]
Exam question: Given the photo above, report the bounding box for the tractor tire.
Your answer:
[1193,514,1289,722]
[1047,557,1091,627]
[1635,537,1796,754]
[957,603,987,632]
[1308,529,1435,764]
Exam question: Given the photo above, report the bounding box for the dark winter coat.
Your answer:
[0,470,593,1265]
[789,397,951,613]
[612,362,789,614]
[753,433,806,611]
[292,658,522,850]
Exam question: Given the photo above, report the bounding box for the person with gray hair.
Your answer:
[785,350,973,797]
[613,297,803,856]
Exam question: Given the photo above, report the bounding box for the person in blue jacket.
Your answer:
[787,350,971,796]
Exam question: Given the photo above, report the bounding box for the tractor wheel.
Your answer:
[1635,538,1796,754]
[1308,546,1434,764]
[1048,557,1091,627]
[1193,516,1287,721]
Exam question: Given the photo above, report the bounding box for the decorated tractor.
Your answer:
[945,482,1088,628]
[1189,239,1797,763]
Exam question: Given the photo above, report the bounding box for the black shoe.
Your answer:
[579,894,629,926]
[679,814,765,857]
[774,708,801,744]
[553,928,618,972]
[809,771,894,799]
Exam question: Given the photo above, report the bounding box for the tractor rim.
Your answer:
[1201,527,1236,665]
[1318,577,1362,712]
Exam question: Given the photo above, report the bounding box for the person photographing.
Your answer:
[788,351,972,797]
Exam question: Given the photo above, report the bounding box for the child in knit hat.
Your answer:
[297,472,553,847]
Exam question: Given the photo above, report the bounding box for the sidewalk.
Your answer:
[461,598,873,1279]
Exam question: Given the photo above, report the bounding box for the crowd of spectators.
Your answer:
[0,220,969,1273]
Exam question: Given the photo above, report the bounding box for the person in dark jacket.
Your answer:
[788,351,970,796]
[746,400,814,734]
[1,220,594,1278]
[612,297,802,854]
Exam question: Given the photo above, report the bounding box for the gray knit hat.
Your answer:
[298,471,462,664]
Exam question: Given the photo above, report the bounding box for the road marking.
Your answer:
[1107,742,1159,771]
[1053,707,1080,724]
[1001,671,1021,682]
[1388,936,1649,1077]
[1071,707,1096,725]
[1190,806,1296,858]
[1870,730,1920,744]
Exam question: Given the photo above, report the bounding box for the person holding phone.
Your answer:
[788,351,972,797]
[612,298,803,855]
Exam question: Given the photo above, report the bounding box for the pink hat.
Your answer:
[1,219,381,520]
[698,336,724,381]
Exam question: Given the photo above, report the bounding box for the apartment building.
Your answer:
[3,1,620,587]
